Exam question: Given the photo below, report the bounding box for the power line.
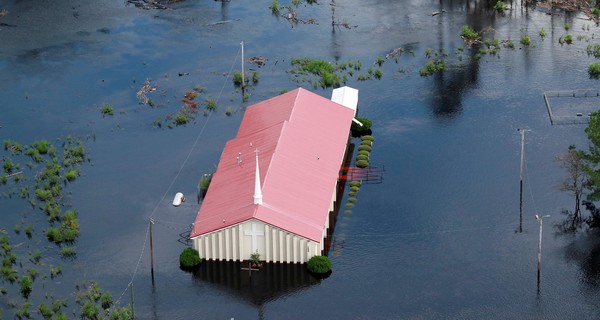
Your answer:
[114,43,242,305]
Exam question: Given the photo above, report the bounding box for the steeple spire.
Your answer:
[253,148,263,205]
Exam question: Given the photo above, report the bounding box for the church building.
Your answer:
[190,87,358,263]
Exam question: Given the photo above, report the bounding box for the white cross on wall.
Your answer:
[244,223,264,253]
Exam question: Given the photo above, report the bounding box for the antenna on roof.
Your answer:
[253,148,263,205]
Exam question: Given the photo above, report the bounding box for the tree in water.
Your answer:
[570,111,600,230]
[557,145,587,230]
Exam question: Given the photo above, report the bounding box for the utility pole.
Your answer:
[240,41,245,91]
[518,128,530,233]
[536,214,550,286]
[149,218,155,287]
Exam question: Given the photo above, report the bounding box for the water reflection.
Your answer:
[562,232,600,287]
[191,261,322,307]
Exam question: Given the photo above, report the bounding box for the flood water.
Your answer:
[2,0,600,319]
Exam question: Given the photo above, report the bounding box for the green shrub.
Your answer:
[38,302,53,319]
[233,71,243,86]
[565,22,571,31]
[587,44,600,58]
[252,71,259,84]
[357,150,370,157]
[589,63,600,78]
[520,35,531,46]
[348,197,357,203]
[65,168,77,182]
[100,104,114,116]
[306,255,332,274]
[357,145,372,152]
[34,140,49,154]
[20,275,32,299]
[46,228,63,243]
[351,117,372,136]
[360,139,373,146]
[35,189,53,201]
[494,1,507,11]
[348,191,356,197]
[180,247,201,269]
[356,155,369,161]
[205,98,217,111]
[356,160,369,168]
[269,0,280,14]
[59,246,76,258]
[349,181,361,188]
[225,106,233,116]
[3,158,14,173]
[539,27,546,38]
[101,292,113,309]
[174,112,188,125]
[461,25,480,40]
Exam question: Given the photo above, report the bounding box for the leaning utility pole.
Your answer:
[518,128,530,233]
[240,41,245,91]
[536,214,550,286]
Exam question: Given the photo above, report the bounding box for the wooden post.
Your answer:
[130,282,135,319]
[240,41,245,90]
[536,214,549,286]
[149,218,155,286]
[517,128,530,233]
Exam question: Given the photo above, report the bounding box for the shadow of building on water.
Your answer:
[190,260,324,306]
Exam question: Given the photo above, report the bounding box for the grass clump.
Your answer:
[269,0,280,14]
[494,1,507,11]
[100,104,114,116]
[20,275,32,299]
[180,247,202,269]
[205,98,217,111]
[539,27,546,38]
[233,71,244,86]
[589,63,600,78]
[461,25,480,40]
[306,255,332,274]
[59,246,77,258]
[520,35,531,46]
[65,168,77,181]
[252,71,259,84]
[587,44,600,58]
[174,112,189,125]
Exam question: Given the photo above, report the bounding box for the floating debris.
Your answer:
[247,56,266,67]
[127,0,169,10]
[136,79,156,105]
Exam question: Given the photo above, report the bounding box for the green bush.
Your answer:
[59,246,76,258]
[360,139,372,146]
[100,104,114,116]
[356,155,369,162]
[3,158,14,173]
[494,1,507,11]
[174,112,188,125]
[349,181,361,188]
[34,140,49,154]
[589,63,600,78]
[269,0,280,14]
[64,168,77,182]
[351,117,372,136]
[357,145,372,152]
[46,228,63,243]
[357,150,370,157]
[306,256,332,274]
[180,247,201,269]
[252,71,259,84]
[20,275,32,299]
[520,35,531,46]
[233,71,243,86]
[356,160,369,168]
[539,27,546,38]
[461,25,480,40]
[38,302,53,319]
[205,98,217,111]
[348,197,357,203]
[361,135,374,142]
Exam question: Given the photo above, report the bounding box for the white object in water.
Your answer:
[173,192,185,206]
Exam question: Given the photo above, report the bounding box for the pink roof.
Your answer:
[190,88,355,242]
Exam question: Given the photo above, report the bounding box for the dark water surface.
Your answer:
[2,0,600,319]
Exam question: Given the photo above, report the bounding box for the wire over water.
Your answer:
[114,44,242,306]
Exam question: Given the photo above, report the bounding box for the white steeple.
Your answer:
[253,148,263,205]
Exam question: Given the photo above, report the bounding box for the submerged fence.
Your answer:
[544,89,600,125]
